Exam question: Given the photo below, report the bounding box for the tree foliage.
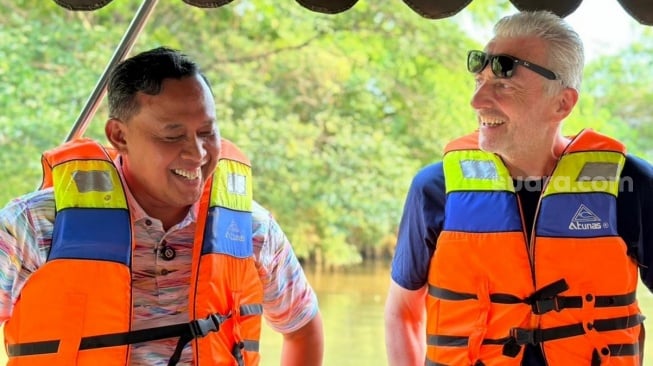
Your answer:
[1,0,652,267]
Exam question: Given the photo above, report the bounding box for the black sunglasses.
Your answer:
[467,50,559,81]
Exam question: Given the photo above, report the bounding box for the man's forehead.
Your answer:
[132,82,215,114]
[486,37,547,59]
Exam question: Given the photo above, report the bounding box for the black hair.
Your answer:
[107,46,208,120]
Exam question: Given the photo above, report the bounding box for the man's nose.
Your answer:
[470,77,493,110]
[181,136,206,162]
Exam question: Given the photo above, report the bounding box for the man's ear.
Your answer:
[555,87,579,120]
[105,118,128,153]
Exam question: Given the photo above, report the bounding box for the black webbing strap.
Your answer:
[428,285,522,303]
[510,323,585,345]
[239,303,263,316]
[241,339,260,352]
[8,303,265,360]
[232,341,245,366]
[591,344,639,366]
[6,340,59,356]
[428,280,569,305]
[166,313,232,366]
[427,334,511,347]
[7,312,232,358]
[526,291,637,315]
[429,280,637,315]
[510,313,645,346]
[592,348,602,366]
[425,359,449,366]
[426,314,643,356]
[168,304,263,366]
[522,279,570,314]
[606,343,639,356]
[167,304,262,366]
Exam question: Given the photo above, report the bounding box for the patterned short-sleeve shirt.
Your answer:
[0,164,318,365]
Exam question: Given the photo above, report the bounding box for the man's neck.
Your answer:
[504,135,571,179]
[116,155,193,232]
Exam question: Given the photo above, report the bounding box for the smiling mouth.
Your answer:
[480,117,505,127]
[172,168,200,180]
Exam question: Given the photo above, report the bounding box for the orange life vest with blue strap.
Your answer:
[426,129,643,366]
[4,137,264,366]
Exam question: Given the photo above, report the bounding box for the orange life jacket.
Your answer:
[4,138,264,366]
[426,129,642,365]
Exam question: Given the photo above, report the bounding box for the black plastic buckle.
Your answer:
[510,328,535,345]
[533,297,561,315]
[502,338,522,358]
[189,313,230,338]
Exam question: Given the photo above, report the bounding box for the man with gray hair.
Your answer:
[385,10,653,365]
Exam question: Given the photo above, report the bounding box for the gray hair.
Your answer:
[493,11,584,92]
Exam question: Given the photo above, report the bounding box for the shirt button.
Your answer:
[145,219,152,226]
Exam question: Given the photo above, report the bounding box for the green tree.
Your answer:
[2,0,652,267]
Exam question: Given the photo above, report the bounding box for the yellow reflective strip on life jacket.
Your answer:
[443,150,514,193]
[543,151,625,197]
[210,159,253,211]
[52,160,127,210]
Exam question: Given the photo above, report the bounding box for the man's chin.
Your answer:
[478,138,495,153]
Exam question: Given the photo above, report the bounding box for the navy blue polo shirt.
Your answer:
[390,154,653,365]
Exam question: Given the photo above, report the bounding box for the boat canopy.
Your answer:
[53,0,653,25]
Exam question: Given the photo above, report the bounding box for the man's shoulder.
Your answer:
[403,162,447,208]
[1,189,55,216]
[251,200,270,218]
[251,200,276,231]
[411,162,445,189]
[618,155,653,202]
[0,188,55,230]
[623,154,653,180]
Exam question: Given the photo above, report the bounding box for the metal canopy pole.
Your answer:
[65,0,160,141]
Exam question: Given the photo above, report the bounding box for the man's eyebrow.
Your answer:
[161,120,215,131]
[201,119,217,128]
[162,123,184,131]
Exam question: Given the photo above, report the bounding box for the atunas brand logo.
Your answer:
[568,204,607,230]
[225,220,246,242]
